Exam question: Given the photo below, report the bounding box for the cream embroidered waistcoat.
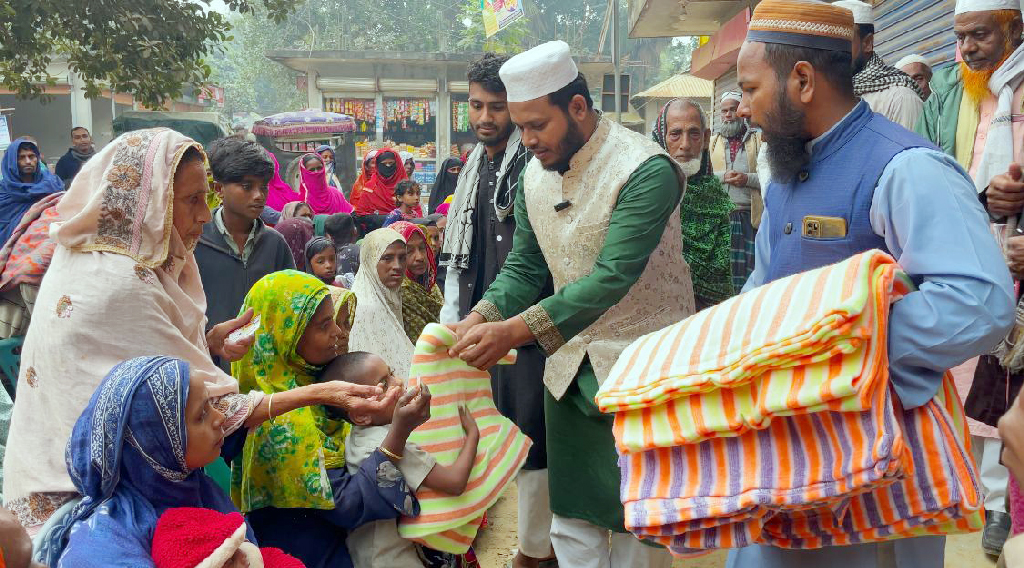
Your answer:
[524,118,696,399]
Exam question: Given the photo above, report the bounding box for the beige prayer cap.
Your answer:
[499,41,579,103]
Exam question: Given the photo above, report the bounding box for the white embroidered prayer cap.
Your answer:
[894,54,931,69]
[955,0,1022,15]
[832,0,873,24]
[721,91,742,104]
[499,41,580,103]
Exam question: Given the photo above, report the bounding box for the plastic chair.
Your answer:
[0,336,23,399]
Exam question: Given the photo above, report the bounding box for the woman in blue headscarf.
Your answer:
[42,356,240,566]
[0,138,64,247]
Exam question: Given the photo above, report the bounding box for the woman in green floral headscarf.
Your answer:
[230,270,418,567]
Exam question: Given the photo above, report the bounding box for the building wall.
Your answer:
[1,94,131,165]
[874,0,957,67]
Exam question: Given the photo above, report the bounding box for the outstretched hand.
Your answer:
[391,384,432,437]
[208,309,255,363]
[321,380,401,419]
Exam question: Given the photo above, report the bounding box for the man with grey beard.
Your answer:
[710,91,762,292]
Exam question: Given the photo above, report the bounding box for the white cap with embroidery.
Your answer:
[894,54,931,69]
[499,41,580,103]
[955,0,1022,15]
[832,0,874,24]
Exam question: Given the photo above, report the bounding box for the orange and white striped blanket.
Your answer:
[397,323,532,553]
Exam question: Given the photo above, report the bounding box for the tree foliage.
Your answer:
[0,0,297,108]
[209,0,695,114]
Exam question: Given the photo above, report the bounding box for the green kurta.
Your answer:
[478,155,683,531]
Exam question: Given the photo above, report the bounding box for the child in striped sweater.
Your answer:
[321,351,479,568]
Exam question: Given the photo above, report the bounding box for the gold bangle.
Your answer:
[268,393,276,425]
[379,445,403,461]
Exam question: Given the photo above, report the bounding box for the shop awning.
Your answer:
[627,0,746,37]
[689,8,749,80]
[632,73,714,101]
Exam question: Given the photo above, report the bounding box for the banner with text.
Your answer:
[482,0,525,38]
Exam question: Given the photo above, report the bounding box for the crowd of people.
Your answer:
[4,0,1024,566]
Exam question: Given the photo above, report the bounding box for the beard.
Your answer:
[961,39,1016,103]
[758,89,811,183]
[853,52,869,75]
[471,117,515,147]
[542,118,588,174]
[719,119,747,139]
[672,155,702,178]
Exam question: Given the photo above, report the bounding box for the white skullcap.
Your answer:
[721,91,742,104]
[833,0,873,24]
[955,0,1021,14]
[894,54,931,69]
[499,41,580,103]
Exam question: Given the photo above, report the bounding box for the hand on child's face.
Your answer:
[362,356,404,425]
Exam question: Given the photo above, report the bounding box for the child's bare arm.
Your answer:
[420,406,480,495]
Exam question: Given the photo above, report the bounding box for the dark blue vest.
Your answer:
[763,102,935,284]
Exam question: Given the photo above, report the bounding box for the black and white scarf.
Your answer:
[440,128,529,271]
[854,52,925,100]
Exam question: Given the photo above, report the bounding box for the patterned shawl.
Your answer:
[677,154,734,309]
[0,191,62,292]
[3,129,244,524]
[651,101,734,308]
[854,52,925,99]
[390,221,443,342]
[43,357,240,566]
[349,228,415,377]
[230,270,350,512]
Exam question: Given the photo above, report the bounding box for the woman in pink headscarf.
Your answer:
[265,152,303,212]
[299,154,353,215]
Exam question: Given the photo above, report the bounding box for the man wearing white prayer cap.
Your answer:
[894,54,934,99]
[917,0,1024,558]
[833,0,927,126]
[448,39,692,568]
[709,90,763,292]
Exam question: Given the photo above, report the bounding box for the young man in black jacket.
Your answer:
[195,137,294,370]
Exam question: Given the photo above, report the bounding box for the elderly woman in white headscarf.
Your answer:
[348,227,415,377]
[3,128,397,532]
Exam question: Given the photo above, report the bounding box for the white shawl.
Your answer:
[3,129,241,523]
[973,42,1024,192]
[349,228,415,378]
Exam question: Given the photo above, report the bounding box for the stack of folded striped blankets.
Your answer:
[595,250,983,556]
[399,323,532,553]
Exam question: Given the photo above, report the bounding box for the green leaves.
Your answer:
[0,0,298,109]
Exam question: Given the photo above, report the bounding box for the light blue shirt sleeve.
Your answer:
[870,147,1014,407]
[741,205,770,293]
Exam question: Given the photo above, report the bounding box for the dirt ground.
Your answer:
[474,480,995,568]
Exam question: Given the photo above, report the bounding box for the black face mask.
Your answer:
[378,162,397,178]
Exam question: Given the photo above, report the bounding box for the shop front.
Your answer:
[267,50,613,196]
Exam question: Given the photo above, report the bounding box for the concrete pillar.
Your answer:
[437,78,450,173]
[374,91,384,144]
[306,71,322,110]
[69,72,93,132]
